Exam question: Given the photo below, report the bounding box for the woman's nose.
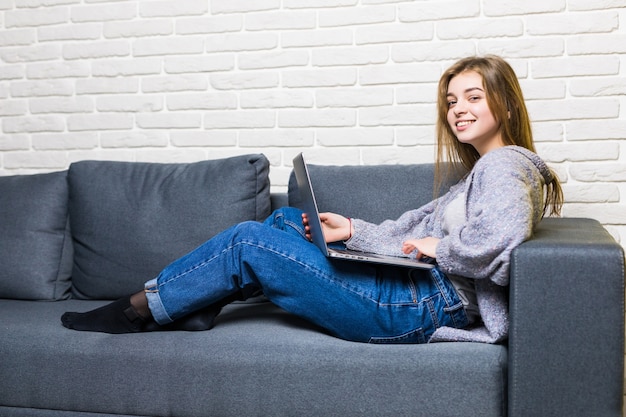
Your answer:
[454,99,467,116]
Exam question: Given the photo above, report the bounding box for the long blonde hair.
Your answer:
[435,55,563,216]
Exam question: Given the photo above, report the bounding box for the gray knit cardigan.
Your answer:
[346,146,553,343]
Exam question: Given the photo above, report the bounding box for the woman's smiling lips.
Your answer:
[456,120,475,131]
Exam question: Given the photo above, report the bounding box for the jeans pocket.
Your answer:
[442,300,469,329]
[368,327,426,344]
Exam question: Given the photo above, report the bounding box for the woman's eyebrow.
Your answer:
[446,86,484,97]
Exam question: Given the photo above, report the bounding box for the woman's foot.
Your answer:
[61,296,147,334]
[61,297,221,334]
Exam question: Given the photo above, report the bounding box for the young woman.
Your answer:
[62,55,562,344]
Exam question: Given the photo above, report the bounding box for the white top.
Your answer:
[441,191,480,324]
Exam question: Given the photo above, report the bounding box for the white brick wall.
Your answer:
[0,0,625,247]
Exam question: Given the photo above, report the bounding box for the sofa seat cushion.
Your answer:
[0,299,507,417]
[68,155,271,299]
[0,171,73,300]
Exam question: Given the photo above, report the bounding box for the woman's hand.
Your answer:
[402,237,440,260]
[302,212,353,243]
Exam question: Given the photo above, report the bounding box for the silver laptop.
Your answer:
[292,153,435,270]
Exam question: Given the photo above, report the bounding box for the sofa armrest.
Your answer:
[508,217,624,417]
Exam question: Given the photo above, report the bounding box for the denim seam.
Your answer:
[405,269,418,304]
[368,327,426,344]
[426,298,439,329]
[283,218,307,239]
[144,278,172,324]
[429,268,467,329]
[272,210,307,239]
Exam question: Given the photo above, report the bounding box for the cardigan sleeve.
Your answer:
[345,197,442,257]
[435,151,541,286]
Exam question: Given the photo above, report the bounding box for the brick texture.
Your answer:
[0,0,624,253]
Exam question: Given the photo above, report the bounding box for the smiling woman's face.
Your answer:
[446,71,504,156]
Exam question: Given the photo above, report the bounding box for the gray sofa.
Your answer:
[0,153,623,417]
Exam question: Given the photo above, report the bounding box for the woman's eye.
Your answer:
[447,100,457,108]
[469,95,481,102]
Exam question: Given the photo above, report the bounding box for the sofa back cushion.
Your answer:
[68,154,271,300]
[0,171,73,300]
[288,163,460,224]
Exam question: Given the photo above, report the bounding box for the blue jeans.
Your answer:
[145,207,469,343]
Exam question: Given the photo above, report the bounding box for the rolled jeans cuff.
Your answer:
[144,278,172,325]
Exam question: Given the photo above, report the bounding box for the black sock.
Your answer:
[62,292,242,334]
[62,298,224,334]
[61,296,147,334]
